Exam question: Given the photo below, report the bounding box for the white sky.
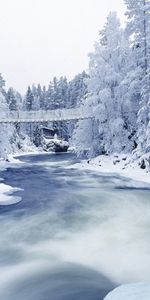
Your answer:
[0,0,125,92]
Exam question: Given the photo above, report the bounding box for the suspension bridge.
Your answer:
[0,107,94,123]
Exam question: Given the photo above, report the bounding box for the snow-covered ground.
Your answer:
[71,153,150,185]
[0,183,22,206]
[0,158,23,206]
[104,282,150,300]
[0,176,21,205]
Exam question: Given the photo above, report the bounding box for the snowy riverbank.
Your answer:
[0,157,23,206]
[103,282,150,300]
[0,182,22,206]
[71,153,150,185]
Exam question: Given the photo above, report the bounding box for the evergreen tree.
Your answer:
[25,86,34,111]
[46,82,54,109]
[68,71,88,108]
[0,73,5,90]
[7,87,17,110]
[57,76,68,108]
[39,85,47,110]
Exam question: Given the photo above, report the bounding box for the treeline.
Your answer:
[4,72,88,112]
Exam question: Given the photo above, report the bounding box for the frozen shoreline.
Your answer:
[0,157,23,206]
[69,153,150,185]
[0,182,22,206]
[103,282,150,300]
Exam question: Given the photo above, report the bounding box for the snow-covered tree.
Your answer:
[124,0,150,153]
[6,87,17,110]
[0,78,21,157]
[0,73,5,90]
[68,72,88,108]
[25,86,34,111]
[40,85,47,110]
[57,76,68,108]
[73,12,135,156]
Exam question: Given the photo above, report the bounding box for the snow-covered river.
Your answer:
[0,153,150,300]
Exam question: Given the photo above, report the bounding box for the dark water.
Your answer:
[0,153,150,300]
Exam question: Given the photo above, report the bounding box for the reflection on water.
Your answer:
[0,153,150,300]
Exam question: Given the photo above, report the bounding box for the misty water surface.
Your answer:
[0,153,150,300]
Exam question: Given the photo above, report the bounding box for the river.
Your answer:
[0,152,150,300]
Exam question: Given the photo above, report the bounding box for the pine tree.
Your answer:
[68,72,88,108]
[26,86,34,111]
[46,82,54,109]
[57,76,68,108]
[7,87,17,110]
[39,85,47,110]
[0,73,5,90]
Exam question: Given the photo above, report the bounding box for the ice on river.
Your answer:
[104,282,150,300]
[0,182,22,205]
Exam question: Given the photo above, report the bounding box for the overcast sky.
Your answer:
[0,0,125,92]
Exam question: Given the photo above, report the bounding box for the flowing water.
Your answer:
[0,153,150,300]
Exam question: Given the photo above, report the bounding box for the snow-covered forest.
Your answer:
[73,0,150,162]
[0,0,150,169]
[0,71,88,155]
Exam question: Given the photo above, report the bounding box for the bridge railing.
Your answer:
[0,107,94,123]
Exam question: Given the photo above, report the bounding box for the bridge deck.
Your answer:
[0,107,93,123]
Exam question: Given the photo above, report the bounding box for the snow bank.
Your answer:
[104,282,150,300]
[70,154,150,185]
[43,137,69,152]
[0,183,22,206]
[0,158,23,206]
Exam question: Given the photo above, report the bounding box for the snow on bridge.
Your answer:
[0,107,94,123]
